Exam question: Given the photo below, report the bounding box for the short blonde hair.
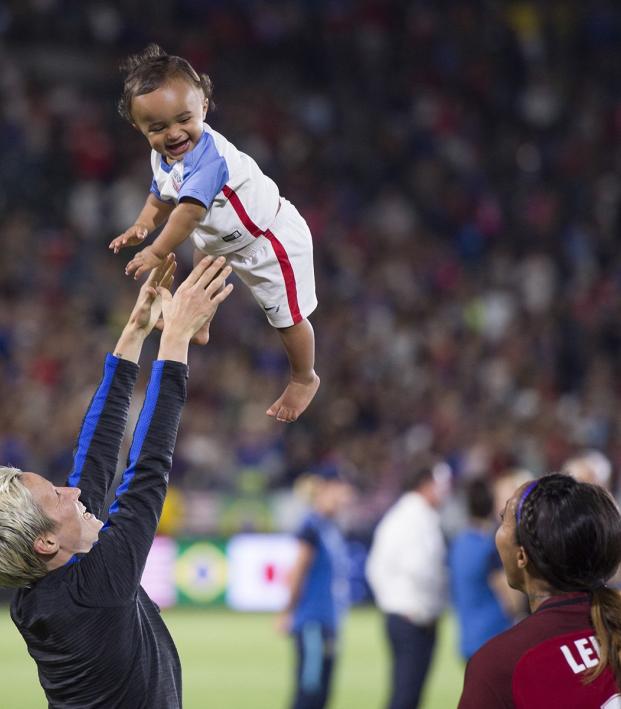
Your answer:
[0,467,56,588]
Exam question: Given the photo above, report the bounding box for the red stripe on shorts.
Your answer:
[222,184,302,324]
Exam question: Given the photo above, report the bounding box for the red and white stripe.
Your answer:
[222,184,302,324]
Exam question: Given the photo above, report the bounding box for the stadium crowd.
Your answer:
[1,0,621,523]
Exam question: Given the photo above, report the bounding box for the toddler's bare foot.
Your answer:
[266,372,320,423]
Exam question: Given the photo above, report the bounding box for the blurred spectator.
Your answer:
[563,449,613,489]
[562,450,621,589]
[1,2,621,530]
[493,468,535,521]
[366,461,451,709]
[277,466,353,709]
[448,478,514,661]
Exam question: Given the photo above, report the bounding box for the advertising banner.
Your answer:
[226,534,298,611]
[141,533,371,609]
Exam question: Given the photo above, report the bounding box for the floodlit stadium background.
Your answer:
[2,2,621,707]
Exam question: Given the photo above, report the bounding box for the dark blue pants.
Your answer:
[385,613,437,709]
[291,622,337,709]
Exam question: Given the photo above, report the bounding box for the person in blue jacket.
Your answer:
[278,466,353,709]
[449,478,515,660]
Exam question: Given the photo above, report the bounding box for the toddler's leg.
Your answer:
[267,318,320,423]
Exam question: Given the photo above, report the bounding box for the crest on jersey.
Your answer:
[171,167,183,193]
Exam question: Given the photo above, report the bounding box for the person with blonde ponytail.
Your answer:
[459,473,621,708]
[277,466,353,709]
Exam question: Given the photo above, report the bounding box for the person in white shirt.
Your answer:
[366,461,451,709]
[110,44,319,424]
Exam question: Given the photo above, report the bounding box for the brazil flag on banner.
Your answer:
[174,539,228,606]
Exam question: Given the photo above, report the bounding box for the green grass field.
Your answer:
[0,607,464,708]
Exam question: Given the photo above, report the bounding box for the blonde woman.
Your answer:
[278,467,353,709]
[0,255,232,708]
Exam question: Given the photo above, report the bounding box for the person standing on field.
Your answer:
[366,461,451,709]
[1,254,232,708]
[449,478,514,661]
[278,467,352,709]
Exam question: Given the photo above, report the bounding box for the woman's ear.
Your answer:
[33,534,59,558]
[203,99,209,119]
[516,545,529,570]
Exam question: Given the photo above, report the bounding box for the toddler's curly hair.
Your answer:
[118,44,214,123]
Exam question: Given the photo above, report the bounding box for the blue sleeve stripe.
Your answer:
[150,177,175,204]
[67,354,119,488]
[150,177,162,197]
[178,132,229,207]
[178,159,229,206]
[104,360,165,524]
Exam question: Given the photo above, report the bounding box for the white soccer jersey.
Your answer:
[149,123,317,328]
[150,123,281,256]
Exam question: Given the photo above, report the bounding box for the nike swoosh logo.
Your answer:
[263,306,277,311]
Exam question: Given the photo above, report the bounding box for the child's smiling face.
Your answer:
[131,77,208,163]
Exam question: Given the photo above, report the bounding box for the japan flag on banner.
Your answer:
[226,534,298,611]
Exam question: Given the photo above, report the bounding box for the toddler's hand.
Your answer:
[109,223,149,254]
[126,246,166,280]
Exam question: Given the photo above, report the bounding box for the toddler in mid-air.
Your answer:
[110,45,319,423]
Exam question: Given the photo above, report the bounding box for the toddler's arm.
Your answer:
[125,199,207,279]
[109,194,175,253]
